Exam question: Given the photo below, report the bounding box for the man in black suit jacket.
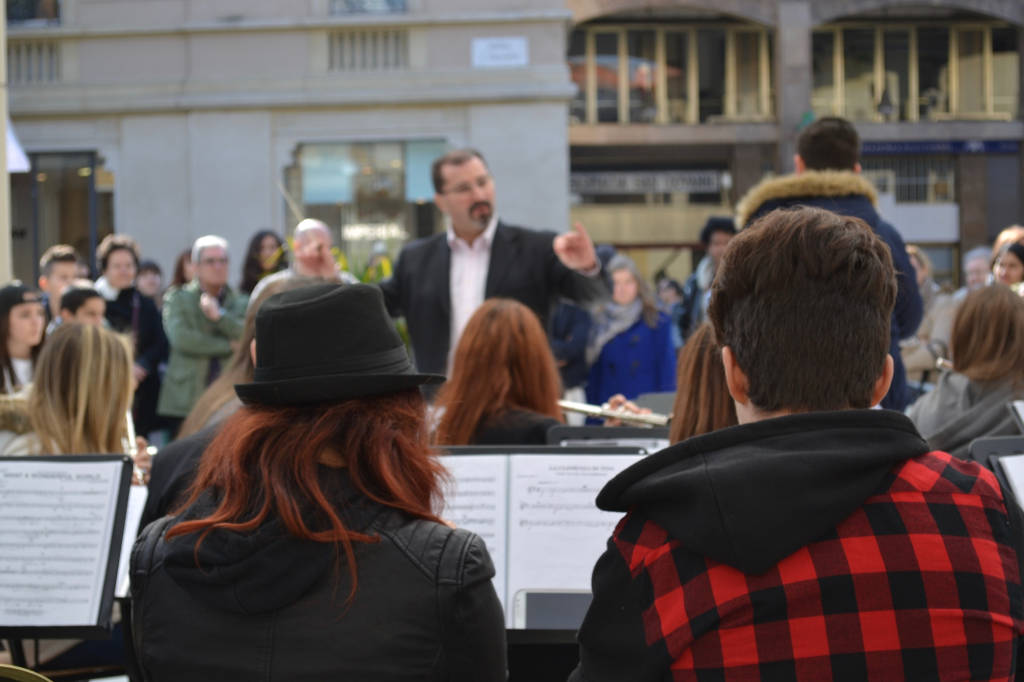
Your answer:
[380,149,607,376]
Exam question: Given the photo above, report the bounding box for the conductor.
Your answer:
[380,148,607,375]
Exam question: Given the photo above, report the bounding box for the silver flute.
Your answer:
[558,400,671,427]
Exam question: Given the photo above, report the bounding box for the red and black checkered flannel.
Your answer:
[609,451,1024,681]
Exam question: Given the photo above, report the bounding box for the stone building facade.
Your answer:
[10,0,1024,285]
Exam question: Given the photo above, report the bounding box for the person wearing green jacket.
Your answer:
[157,235,248,432]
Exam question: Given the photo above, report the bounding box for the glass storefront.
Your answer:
[11,152,114,282]
[284,140,444,277]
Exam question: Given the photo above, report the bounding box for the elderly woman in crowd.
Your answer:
[907,284,1024,459]
[901,245,955,386]
[132,283,505,681]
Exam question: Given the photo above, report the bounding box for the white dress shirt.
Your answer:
[447,216,498,367]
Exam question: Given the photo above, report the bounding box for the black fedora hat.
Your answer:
[235,282,444,406]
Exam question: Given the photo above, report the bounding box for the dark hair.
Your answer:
[59,285,103,315]
[708,206,896,412]
[431,148,487,194]
[239,230,287,295]
[669,323,736,443]
[950,285,1024,385]
[167,390,447,602]
[39,244,80,278]
[171,248,192,287]
[0,284,45,394]
[796,117,860,171]
[138,259,162,276]
[96,234,141,273]
[699,217,737,246]
[434,299,563,445]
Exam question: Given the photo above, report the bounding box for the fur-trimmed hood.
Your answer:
[735,170,879,228]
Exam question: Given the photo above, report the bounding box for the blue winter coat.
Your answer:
[736,171,924,411]
[586,312,677,405]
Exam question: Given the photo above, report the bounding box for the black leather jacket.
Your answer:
[130,479,506,681]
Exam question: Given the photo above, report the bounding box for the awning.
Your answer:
[7,120,29,173]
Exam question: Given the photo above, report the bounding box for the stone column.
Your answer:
[957,154,989,247]
[774,1,813,172]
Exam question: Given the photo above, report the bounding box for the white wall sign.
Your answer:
[472,37,529,69]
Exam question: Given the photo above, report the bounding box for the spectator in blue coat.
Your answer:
[735,117,923,410]
[585,255,676,405]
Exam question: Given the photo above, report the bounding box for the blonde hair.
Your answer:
[29,323,133,454]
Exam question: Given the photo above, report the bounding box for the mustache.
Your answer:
[470,201,493,215]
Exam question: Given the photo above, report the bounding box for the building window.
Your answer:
[11,153,114,283]
[568,23,773,125]
[812,22,1018,121]
[329,0,406,14]
[283,141,443,273]
[7,0,59,24]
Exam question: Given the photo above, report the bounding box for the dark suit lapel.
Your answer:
[485,222,518,297]
[430,233,452,319]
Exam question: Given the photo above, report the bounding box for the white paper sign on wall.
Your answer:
[472,37,529,69]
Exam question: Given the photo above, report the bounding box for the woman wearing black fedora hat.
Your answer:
[130,283,506,681]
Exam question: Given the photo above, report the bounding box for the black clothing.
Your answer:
[131,471,506,681]
[104,287,168,434]
[548,302,591,390]
[473,409,561,446]
[379,222,607,376]
[139,426,217,531]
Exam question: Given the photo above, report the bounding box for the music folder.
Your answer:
[440,445,645,629]
[0,455,133,639]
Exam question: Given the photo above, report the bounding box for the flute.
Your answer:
[558,400,670,427]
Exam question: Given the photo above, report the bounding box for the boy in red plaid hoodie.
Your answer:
[570,206,1024,681]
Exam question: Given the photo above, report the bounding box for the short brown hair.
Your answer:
[39,244,79,277]
[96,234,140,272]
[708,206,896,412]
[950,285,1024,385]
[797,117,860,171]
[431,148,487,194]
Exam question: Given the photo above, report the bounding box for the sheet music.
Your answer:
[440,455,509,610]
[998,453,1024,502]
[0,459,123,627]
[115,485,149,598]
[558,437,668,452]
[505,454,642,627]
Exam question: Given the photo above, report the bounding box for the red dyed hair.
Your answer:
[167,389,447,598]
[434,298,563,445]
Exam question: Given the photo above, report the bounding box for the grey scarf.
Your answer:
[586,299,642,366]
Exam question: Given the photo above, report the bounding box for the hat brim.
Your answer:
[235,372,446,406]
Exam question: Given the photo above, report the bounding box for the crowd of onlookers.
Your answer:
[3,212,1024,457]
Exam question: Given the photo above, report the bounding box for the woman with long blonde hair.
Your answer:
[1,323,133,455]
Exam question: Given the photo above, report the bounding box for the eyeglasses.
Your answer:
[199,257,229,266]
[444,174,492,195]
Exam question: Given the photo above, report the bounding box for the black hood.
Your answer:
[161,469,384,615]
[597,410,929,575]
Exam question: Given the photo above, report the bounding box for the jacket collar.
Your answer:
[735,170,879,227]
[599,409,929,574]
